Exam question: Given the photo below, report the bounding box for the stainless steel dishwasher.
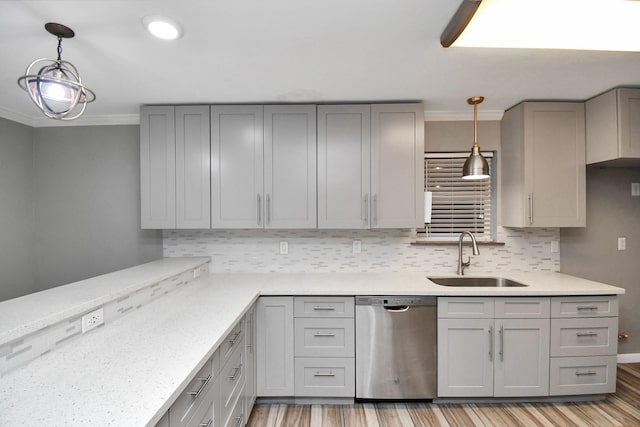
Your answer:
[355,296,437,399]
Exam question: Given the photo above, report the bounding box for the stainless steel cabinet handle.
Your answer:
[257,194,261,226]
[577,305,598,311]
[234,415,243,427]
[575,370,597,376]
[229,331,242,346]
[314,372,335,377]
[373,194,378,227]
[576,332,598,337]
[528,193,534,224]
[489,326,493,362]
[188,374,212,399]
[363,194,369,226]
[228,364,242,381]
[266,194,271,226]
[313,306,336,311]
[199,419,212,427]
[313,332,335,337]
[499,324,504,362]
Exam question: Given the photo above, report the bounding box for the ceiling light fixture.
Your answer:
[462,96,490,180]
[17,23,96,121]
[143,16,183,40]
[441,0,640,52]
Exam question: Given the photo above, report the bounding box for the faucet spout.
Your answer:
[458,231,480,275]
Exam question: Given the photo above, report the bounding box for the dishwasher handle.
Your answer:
[384,305,410,312]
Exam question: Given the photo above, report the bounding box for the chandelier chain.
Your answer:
[57,36,63,63]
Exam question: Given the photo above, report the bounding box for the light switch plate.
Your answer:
[632,182,640,196]
[618,237,626,251]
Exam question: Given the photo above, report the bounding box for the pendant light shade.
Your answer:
[462,96,490,180]
[17,23,96,121]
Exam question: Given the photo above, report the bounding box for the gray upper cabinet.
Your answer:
[176,106,211,229]
[501,102,586,228]
[586,88,640,165]
[211,105,264,229]
[317,105,371,229]
[264,105,317,229]
[141,106,177,229]
[371,104,425,228]
[141,105,211,229]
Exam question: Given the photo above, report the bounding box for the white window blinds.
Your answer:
[424,153,494,240]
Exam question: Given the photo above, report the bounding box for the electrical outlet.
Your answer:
[618,237,626,251]
[279,241,289,255]
[353,240,362,254]
[82,308,104,333]
[632,182,640,196]
[550,241,559,253]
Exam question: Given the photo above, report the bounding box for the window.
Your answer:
[422,152,496,241]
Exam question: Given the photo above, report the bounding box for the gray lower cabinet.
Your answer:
[256,297,295,396]
[549,296,618,396]
[438,297,550,398]
[141,105,211,229]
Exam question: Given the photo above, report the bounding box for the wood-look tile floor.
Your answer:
[247,363,640,427]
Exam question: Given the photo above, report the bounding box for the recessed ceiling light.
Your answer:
[442,0,640,52]
[142,15,183,40]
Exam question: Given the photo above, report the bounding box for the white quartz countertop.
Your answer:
[0,268,625,426]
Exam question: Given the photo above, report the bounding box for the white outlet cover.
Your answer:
[353,240,362,254]
[632,182,640,196]
[82,308,104,333]
[550,241,559,253]
[618,237,626,251]
[279,241,289,255]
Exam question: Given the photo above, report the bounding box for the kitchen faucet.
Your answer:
[458,231,480,275]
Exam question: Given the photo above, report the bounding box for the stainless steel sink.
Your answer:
[427,277,528,287]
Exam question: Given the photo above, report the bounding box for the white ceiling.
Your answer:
[2,0,640,127]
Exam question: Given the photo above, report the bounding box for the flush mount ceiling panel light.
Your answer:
[17,23,96,121]
[442,0,640,51]
[143,15,183,40]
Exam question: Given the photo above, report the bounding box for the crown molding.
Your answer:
[0,107,140,128]
[0,106,34,127]
[424,110,504,122]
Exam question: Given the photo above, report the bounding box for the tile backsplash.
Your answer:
[163,227,560,273]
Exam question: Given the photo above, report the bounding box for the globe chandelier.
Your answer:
[17,23,96,121]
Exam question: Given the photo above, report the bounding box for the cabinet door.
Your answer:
[256,297,294,396]
[437,318,493,397]
[264,105,317,229]
[494,318,550,397]
[371,104,424,228]
[618,88,640,158]
[211,106,264,229]
[244,304,257,419]
[175,106,211,229]
[141,106,176,229]
[524,102,586,227]
[317,105,371,228]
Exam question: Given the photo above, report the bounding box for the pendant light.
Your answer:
[462,96,490,180]
[17,23,96,121]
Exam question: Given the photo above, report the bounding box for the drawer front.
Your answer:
[170,358,213,427]
[294,357,355,397]
[551,317,618,357]
[495,297,550,319]
[294,297,355,318]
[185,381,216,427]
[224,395,245,427]
[220,339,245,426]
[294,318,354,358]
[549,356,617,396]
[551,296,618,318]
[437,297,494,319]
[220,321,244,367]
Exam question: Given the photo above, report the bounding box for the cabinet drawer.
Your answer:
[495,298,550,318]
[170,350,218,427]
[224,395,245,427]
[220,339,245,426]
[549,356,617,395]
[220,320,244,367]
[185,382,216,427]
[551,296,618,318]
[551,317,618,357]
[294,318,354,357]
[294,357,355,397]
[437,297,494,319]
[294,297,355,318]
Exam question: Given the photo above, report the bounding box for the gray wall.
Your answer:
[561,166,640,354]
[0,118,36,301]
[32,125,163,292]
